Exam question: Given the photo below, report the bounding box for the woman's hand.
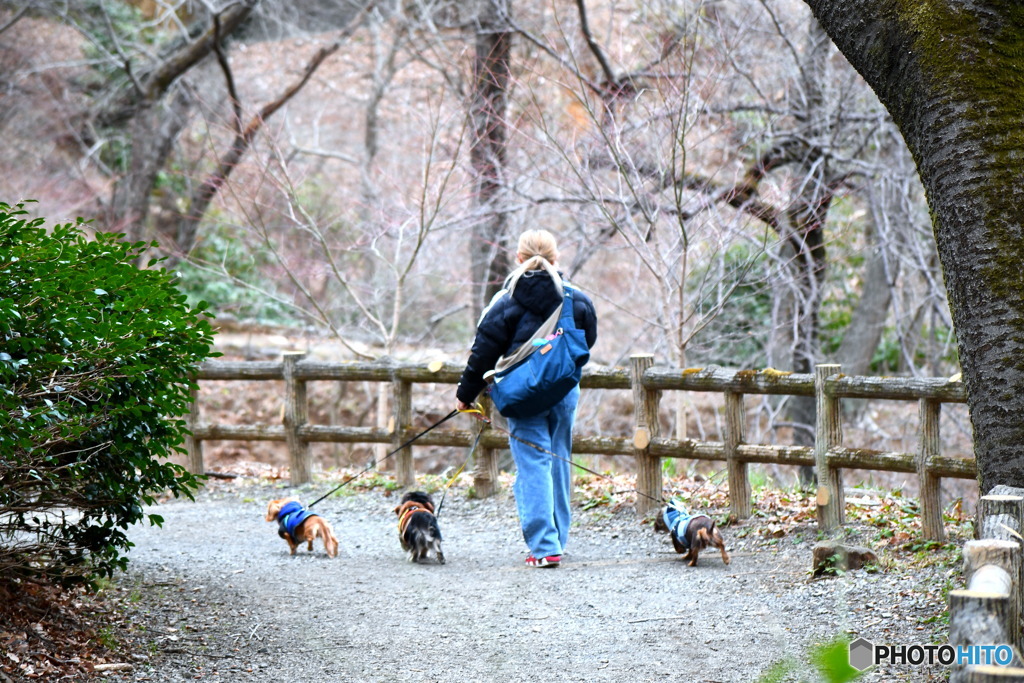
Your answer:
[456,399,472,412]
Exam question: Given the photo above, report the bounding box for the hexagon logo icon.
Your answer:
[849,637,875,671]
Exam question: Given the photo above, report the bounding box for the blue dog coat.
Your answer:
[663,505,702,550]
[276,501,318,540]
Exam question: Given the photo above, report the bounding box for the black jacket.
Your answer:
[456,270,598,404]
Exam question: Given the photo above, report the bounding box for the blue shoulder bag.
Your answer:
[488,285,590,419]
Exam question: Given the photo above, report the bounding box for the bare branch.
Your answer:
[574,0,617,87]
[176,3,375,259]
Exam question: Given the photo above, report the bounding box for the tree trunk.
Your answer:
[835,244,893,376]
[835,170,906,376]
[107,88,192,245]
[804,1,1024,491]
[785,17,833,488]
[469,0,512,319]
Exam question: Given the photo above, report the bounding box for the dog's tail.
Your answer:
[409,523,441,547]
[323,525,339,558]
[409,520,444,562]
[310,520,339,558]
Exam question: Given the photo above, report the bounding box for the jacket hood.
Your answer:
[508,270,563,315]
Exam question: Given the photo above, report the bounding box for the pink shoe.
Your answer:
[525,555,562,568]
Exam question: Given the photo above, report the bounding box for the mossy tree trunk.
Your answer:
[804,0,1024,491]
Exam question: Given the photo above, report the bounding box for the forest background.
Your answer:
[0,0,972,499]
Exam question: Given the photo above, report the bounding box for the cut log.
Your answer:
[964,664,1024,682]
[979,495,1024,544]
[949,589,1014,668]
[963,539,1022,647]
[968,565,1014,597]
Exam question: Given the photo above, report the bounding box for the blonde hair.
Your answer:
[517,229,559,269]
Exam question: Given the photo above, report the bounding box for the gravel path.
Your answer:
[104,480,955,682]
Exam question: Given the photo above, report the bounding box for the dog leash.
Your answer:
[306,409,462,509]
[434,428,482,518]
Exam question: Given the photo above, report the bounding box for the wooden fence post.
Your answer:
[283,352,312,485]
[471,395,499,498]
[814,364,844,531]
[724,391,751,520]
[183,383,203,475]
[917,398,945,541]
[631,354,661,516]
[391,379,414,488]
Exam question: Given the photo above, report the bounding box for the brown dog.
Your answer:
[265,497,339,558]
[655,505,730,567]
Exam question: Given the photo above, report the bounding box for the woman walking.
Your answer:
[456,230,598,568]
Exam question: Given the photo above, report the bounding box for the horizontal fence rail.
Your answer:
[183,354,975,540]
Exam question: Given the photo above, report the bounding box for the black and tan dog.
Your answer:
[655,503,729,567]
[393,491,445,564]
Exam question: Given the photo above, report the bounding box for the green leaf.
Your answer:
[811,638,863,683]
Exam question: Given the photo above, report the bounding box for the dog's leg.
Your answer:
[688,547,700,567]
[670,532,688,556]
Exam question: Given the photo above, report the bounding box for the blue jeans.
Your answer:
[506,385,579,559]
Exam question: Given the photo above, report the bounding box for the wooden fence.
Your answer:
[184,353,975,540]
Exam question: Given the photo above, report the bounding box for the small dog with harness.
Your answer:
[393,491,445,564]
[655,502,730,567]
[265,497,339,558]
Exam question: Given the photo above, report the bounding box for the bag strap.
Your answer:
[493,286,574,374]
[557,286,578,331]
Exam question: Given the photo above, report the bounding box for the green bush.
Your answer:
[0,203,215,587]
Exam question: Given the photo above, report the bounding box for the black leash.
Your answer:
[306,409,460,509]
[306,404,720,513]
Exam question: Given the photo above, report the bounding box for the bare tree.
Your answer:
[467,0,513,317]
[3,0,960,486]
[78,1,258,243]
[173,5,372,265]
